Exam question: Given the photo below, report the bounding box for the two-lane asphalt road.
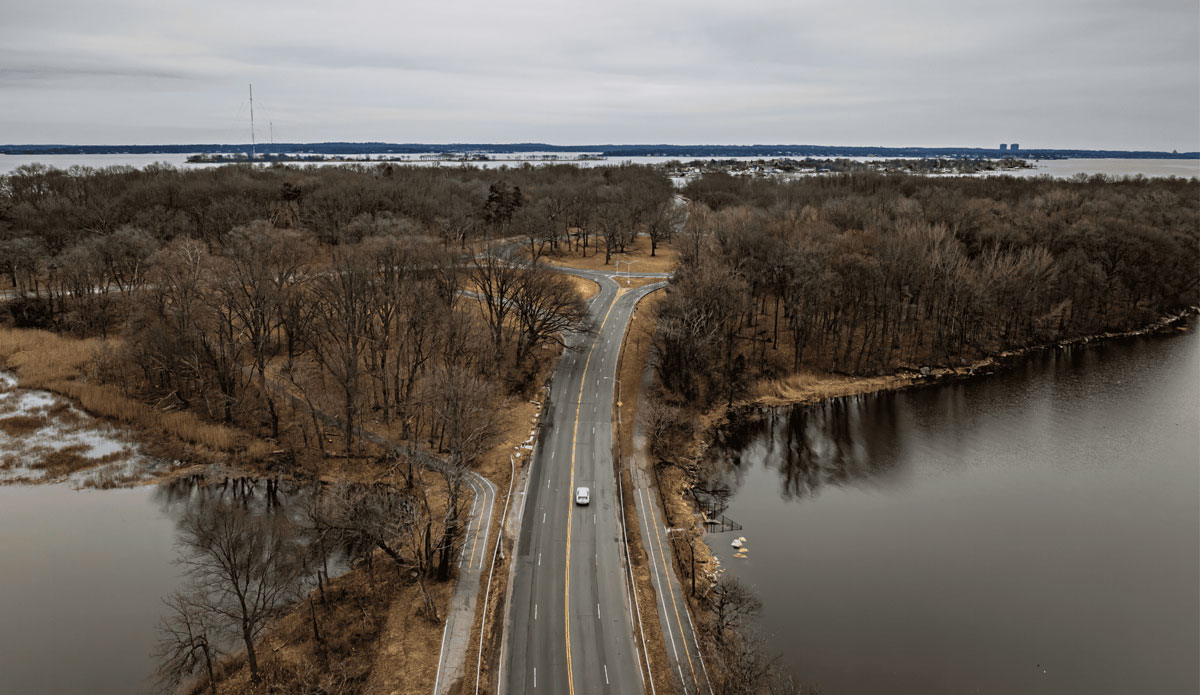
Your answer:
[506,275,665,695]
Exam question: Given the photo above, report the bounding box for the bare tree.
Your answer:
[309,245,373,452]
[174,494,305,683]
[426,367,496,579]
[512,262,590,365]
[710,627,792,695]
[646,195,684,257]
[704,576,761,650]
[471,247,522,354]
[222,222,314,436]
[155,592,222,695]
[312,480,444,620]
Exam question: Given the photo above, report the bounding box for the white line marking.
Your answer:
[432,604,453,695]
[542,512,546,524]
[535,603,538,620]
[638,486,682,661]
[538,552,542,566]
[534,666,537,689]
[458,477,480,568]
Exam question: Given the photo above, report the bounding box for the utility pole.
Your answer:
[249,83,256,162]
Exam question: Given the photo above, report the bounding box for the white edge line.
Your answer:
[474,455,515,694]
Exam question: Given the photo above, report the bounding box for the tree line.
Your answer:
[0,162,683,460]
[0,160,674,317]
[653,171,1199,406]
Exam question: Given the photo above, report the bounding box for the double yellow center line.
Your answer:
[565,289,620,695]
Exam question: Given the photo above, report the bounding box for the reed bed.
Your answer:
[0,327,245,452]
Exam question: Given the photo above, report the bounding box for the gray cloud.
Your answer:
[0,0,1196,149]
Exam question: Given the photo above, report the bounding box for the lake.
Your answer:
[707,325,1199,694]
[1,153,1197,179]
[0,473,332,694]
[0,483,180,694]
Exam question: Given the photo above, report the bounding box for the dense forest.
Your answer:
[0,161,680,446]
[0,161,678,692]
[653,171,1199,407]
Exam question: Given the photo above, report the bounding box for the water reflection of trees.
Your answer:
[150,473,453,689]
[154,474,305,519]
[717,393,903,501]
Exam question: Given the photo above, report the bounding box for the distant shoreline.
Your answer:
[2,143,1197,160]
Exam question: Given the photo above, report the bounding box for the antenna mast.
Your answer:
[249,83,256,162]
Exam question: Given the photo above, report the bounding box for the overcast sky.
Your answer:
[1,0,1197,150]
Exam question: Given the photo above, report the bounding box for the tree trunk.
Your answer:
[243,625,260,683]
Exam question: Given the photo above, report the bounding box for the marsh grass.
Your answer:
[0,327,248,452]
[748,368,909,407]
[0,414,49,436]
[30,444,94,476]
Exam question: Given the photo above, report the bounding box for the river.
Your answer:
[707,325,1199,694]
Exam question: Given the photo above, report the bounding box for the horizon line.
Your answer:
[2,142,1197,156]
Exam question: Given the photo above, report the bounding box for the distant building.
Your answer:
[999,144,1008,151]
[1011,143,1020,151]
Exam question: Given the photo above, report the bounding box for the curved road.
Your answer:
[505,272,665,695]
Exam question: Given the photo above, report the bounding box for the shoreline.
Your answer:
[660,307,1198,597]
[731,307,1198,420]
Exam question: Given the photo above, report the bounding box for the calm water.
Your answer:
[0,477,325,694]
[0,484,178,694]
[1,154,1197,178]
[709,326,1200,694]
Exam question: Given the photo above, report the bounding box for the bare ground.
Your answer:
[543,239,679,275]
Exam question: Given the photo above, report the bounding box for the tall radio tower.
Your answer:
[249,83,256,162]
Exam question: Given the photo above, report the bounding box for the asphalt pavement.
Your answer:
[505,274,664,695]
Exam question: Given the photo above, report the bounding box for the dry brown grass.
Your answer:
[366,580,453,695]
[204,560,449,695]
[0,327,251,453]
[0,414,48,436]
[746,368,913,407]
[33,446,90,476]
[568,274,600,302]
[31,444,127,477]
[544,239,679,275]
